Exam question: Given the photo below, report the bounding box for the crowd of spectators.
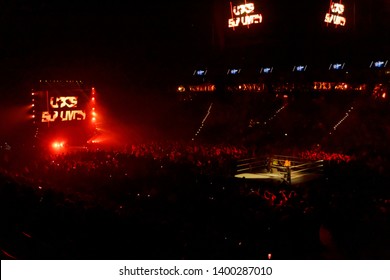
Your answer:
[299,149,352,163]
[1,138,389,260]
[1,89,390,260]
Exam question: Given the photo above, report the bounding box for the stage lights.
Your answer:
[193,103,213,140]
[52,141,65,149]
[90,88,98,123]
[177,86,186,92]
[330,106,354,134]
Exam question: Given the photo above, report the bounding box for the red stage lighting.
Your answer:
[52,141,65,149]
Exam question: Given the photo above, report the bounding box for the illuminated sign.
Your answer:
[41,96,87,122]
[370,60,388,68]
[293,65,307,72]
[314,82,335,90]
[193,69,207,76]
[260,67,273,74]
[228,2,262,29]
[329,63,345,70]
[227,69,241,75]
[188,84,216,92]
[324,2,346,26]
[227,83,266,92]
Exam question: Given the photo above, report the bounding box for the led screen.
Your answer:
[227,69,241,75]
[193,70,208,76]
[293,65,307,72]
[32,82,93,127]
[329,63,345,70]
[324,2,346,26]
[370,60,388,68]
[228,2,262,29]
[260,67,273,74]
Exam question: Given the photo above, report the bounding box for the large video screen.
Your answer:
[31,81,95,146]
[32,84,92,126]
[324,1,346,27]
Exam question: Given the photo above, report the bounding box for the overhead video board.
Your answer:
[228,2,262,29]
[324,1,346,27]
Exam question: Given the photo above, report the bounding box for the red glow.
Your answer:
[92,107,95,110]
[31,92,35,96]
[92,117,96,122]
[1,249,16,259]
[92,97,95,101]
[382,93,386,99]
[52,141,65,149]
[22,232,32,238]
[87,133,111,145]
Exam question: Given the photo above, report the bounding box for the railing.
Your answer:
[236,157,268,173]
[236,155,324,184]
